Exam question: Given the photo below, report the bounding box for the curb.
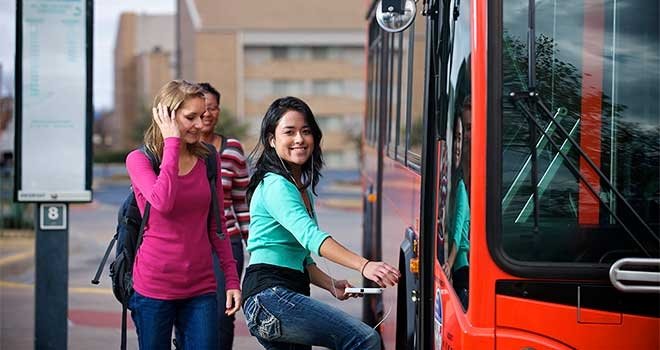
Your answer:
[317,198,362,212]
[0,229,34,238]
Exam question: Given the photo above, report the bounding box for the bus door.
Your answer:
[364,16,387,327]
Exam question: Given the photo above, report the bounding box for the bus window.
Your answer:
[397,29,412,160]
[366,20,382,146]
[500,0,659,266]
[388,32,402,158]
[407,18,427,166]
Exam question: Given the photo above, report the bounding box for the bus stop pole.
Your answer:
[34,203,69,349]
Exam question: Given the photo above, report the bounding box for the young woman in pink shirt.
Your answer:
[125,80,241,349]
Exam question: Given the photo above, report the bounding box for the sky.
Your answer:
[0,0,175,110]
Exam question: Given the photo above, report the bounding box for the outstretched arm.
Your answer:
[318,238,400,287]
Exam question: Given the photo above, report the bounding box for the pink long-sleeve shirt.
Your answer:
[126,137,240,300]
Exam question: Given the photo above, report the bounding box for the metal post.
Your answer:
[34,203,69,350]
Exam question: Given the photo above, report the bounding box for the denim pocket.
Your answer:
[244,295,281,341]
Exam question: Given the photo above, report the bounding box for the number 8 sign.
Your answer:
[39,204,67,230]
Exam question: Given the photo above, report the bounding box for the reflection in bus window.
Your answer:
[436,142,448,265]
[438,0,472,311]
[501,0,659,263]
[444,96,471,310]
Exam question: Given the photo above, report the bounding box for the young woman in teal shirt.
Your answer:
[241,96,400,350]
[443,107,470,309]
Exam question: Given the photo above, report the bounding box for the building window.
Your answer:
[245,79,272,101]
[272,47,287,60]
[245,47,271,65]
[272,46,308,60]
[273,79,305,96]
[312,80,344,96]
[316,115,344,132]
[311,46,329,59]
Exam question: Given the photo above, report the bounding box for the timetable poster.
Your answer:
[17,0,91,202]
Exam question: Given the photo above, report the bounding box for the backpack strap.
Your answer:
[120,302,128,350]
[135,202,151,252]
[117,147,156,350]
[92,146,156,285]
[91,235,116,284]
[134,146,158,254]
[203,142,225,240]
[139,145,161,174]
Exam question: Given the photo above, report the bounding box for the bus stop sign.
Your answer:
[39,203,67,230]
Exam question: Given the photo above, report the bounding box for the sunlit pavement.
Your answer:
[0,167,363,349]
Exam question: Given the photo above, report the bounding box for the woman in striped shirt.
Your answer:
[199,82,250,350]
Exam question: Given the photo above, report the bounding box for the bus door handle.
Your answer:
[609,258,660,293]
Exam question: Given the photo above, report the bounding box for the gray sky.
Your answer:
[0,0,175,110]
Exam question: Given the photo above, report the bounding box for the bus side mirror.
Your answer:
[376,0,417,33]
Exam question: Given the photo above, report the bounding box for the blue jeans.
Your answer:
[214,236,245,349]
[243,286,381,350]
[129,291,217,350]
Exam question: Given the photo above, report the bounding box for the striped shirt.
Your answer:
[219,136,250,239]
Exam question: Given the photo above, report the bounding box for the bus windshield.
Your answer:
[500,0,659,265]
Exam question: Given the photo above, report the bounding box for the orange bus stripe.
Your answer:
[579,0,604,225]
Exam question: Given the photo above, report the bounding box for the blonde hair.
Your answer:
[144,80,210,161]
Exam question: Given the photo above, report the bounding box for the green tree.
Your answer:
[131,101,152,145]
[215,108,248,139]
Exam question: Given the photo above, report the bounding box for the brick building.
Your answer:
[109,13,175,150]
[177,0,365,167]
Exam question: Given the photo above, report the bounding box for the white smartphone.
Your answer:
[344,287,383,294]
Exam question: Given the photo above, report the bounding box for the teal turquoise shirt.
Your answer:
[451,178,470,271]
[247,173,330,272]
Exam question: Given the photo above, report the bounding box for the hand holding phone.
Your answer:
[344,287,383,295]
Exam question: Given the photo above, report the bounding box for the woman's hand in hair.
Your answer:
[153,103,180,139]
[362,261,400,287]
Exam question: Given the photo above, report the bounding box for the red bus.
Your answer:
[361,0,659,349]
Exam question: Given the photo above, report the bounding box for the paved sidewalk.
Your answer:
[0,168,365,349]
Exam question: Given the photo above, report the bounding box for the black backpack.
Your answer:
[91,143,224,350]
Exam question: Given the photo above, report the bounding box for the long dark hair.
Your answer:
[247,96,324,203]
